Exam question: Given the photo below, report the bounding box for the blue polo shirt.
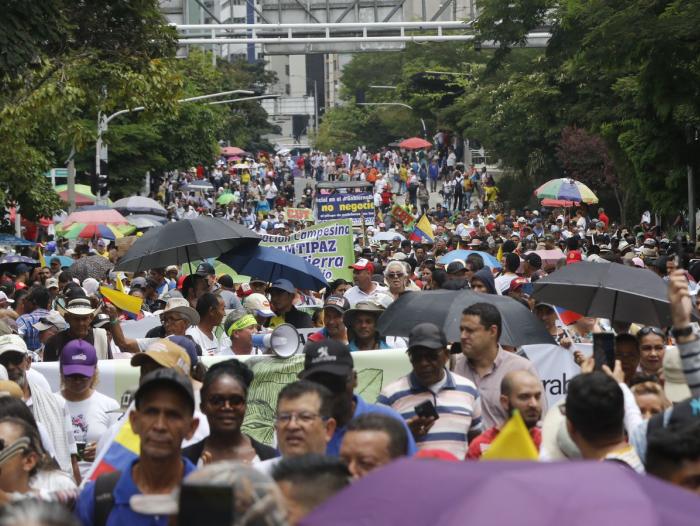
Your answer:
[76,457,196,526]
[326,394,417,457]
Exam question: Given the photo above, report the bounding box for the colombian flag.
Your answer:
[409,214,434,243]
[481,410,538,461]
[87,416,140,482]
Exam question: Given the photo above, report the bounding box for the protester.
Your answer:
[256,381,336,477]
[187,293,231,356]
[630,380,671,420]
[32,312,68,361]
[44,297,110,361]
[342,301,388,352]
[298,339,417,456]
[15,286,52,353]
[344,259,388,307]
[268,279,313,329]
[466,370,543,459]
[182,359,276,466]
[76,368,199,525]
[339,413,409,479]
[56,340,119,479]
[645,421,700,494]
[452,303,542,428]
[307,296,349,344]
[636,327,667,378]
[243,292,276,326]
[272,454,350,525]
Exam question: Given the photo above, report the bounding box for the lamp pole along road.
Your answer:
[94,89,254,203]
[357,102,427,138]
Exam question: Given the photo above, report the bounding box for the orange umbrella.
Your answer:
[399,137,431,149]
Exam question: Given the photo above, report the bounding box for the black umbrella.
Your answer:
[114,217,261,273]
[377,290,555,347]
[531,261,687,326]
[69,255,114,282]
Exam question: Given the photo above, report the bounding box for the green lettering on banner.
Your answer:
[261,219,354,282]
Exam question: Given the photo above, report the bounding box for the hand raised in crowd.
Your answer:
[668,269,693,330]
[406,415,436,440]
[579,355,624,383]
[82,442,97,462]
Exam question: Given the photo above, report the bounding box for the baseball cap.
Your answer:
[323,295,350,314]
[0,380,22,398]
[33,312,68,332]
[407,323,447,353]
[130,339,191,377]
[508,276,530,294]
[166,335,199,367]
[446,261,467,274]
[195,262,216,276]
[0,292,14,304]
[45,278,59,290]
[0,335,28,356]
[249,277,268,285]
[299,339,354,379]
[566,251,583,264]
[243,293,275,317]
[269,279,296,294]
[134,368,195,412]
[349,258,374,273]
[130,277,148,289]
[663,347,691,403]
[60,339,97,377]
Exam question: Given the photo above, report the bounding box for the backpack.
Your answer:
[93,470,121,526]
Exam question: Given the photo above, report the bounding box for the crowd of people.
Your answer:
[0,143,698,524]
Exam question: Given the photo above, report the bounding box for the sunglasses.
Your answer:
[638,327,665,339]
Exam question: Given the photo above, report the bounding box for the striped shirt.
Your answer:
[679,334,700,397]
[377,369,483,459]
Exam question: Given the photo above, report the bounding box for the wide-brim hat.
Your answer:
[59,297,100,317]
[343,301,385,327]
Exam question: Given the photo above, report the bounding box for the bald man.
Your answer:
[466,370,543,459]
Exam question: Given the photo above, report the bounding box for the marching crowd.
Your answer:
[0,143,698,525]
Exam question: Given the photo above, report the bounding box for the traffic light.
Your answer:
[97,156,109,199]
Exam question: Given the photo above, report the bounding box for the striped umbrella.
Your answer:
[534,178,598,204]
[61,223,126,241]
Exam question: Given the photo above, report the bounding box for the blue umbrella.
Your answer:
[0,255,39,266]
[46,255,74,268]
[219,245,328,291]
[0,234,36,247]
[438,249,502,269]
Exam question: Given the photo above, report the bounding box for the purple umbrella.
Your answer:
[301,459,700,526]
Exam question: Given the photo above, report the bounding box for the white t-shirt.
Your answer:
[56,390,120,477]
[186,326,232,356]
[494,273,518,295]
[343,283,389,308]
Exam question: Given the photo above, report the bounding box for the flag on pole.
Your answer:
[555,306,583,326]
[496,243,503,265]
[100,286,143,315]
[86,414,140,481]
[37,246,46,267]
[114,272,126,293]
[409,214,435,243]
[481,410,538,461]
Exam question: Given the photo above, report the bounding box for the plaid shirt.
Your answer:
[16,308,51,351]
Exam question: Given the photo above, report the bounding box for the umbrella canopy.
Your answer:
[115,217,261,273]
[61,209,128,227]
[541,198,578,208]
[398,137,432,150]
[46,255,74,268]
[531,261,689,326]
[371,231,405,242]
[377,290,554,347]
[0,234,35,246]
[534,178,598,204]
[112,196,167,217]
[0,255,39,270]
[438,249,502,270]
[216,193,238,206]
[69,255,114,282]
[302,459,700,526]
[54,184,112,206]
[525,249,566,267]
[127,215,167,230]
[219,245,328,291]
[61,223,126,241]
[185,180,214,192]
[221,146,251,157]
[181,259,250,284]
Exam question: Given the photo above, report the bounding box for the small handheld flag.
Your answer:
[481,410,538,461]
[409,214,435,243]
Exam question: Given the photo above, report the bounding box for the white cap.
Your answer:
[0,292,14,304]
[243,293,275,317]
[0,335,28,356]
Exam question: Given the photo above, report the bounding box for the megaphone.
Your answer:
[252,323,300,358]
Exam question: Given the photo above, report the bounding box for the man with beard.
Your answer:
[466,370,543,459]
[299,339,417,456]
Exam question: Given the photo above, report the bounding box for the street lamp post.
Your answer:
[94,89,254,203]
[357,102,427,138]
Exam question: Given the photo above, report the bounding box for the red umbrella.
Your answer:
[541,198,578,208]
[62,209,129,227]
[399,137,432,149]
[221,146,251,157]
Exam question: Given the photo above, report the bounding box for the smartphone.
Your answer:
[593,332,616,371]
[76,442,86,461]
[414,400,439,420]
[179,483,233,526]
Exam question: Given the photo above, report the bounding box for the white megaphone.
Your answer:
[252,323,300,358]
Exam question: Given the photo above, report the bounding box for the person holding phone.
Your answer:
[378,323,483,459]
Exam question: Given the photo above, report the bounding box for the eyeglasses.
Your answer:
[275,412,326,426]
[386,273,405,279]
[206,395,246,408]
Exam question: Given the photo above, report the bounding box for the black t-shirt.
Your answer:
[283,307,313,329]
[43,329,96,362]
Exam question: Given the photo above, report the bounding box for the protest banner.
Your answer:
[315,192,375,226]
[284,207,313,221]
[261,220,354,281]
[391,204,415,227]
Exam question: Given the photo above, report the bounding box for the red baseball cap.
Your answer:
[349,258,374,273]
[508,276,529,293]
[566,250,583,264]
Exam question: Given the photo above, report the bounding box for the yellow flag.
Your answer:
[115,272,125,293]
[496,243,503,264]
[100,286,143,315]
[481,410,538,461]
[38,246,46,267]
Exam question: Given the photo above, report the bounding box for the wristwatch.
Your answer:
[671,325,694,338]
